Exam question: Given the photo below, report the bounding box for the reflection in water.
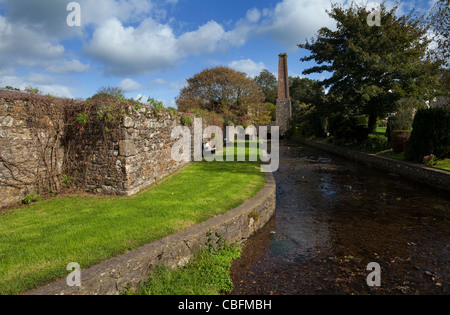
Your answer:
[231,141,450,295]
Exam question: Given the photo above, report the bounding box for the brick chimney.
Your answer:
[276,53,292,135]
[277,53,290,100]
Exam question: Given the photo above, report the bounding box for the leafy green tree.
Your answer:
[299,2,441,133]
[93,86,126,101]
[265,102,276,121]
[289,77,326,116]
[255,69,278,104]
[427,0,449,67]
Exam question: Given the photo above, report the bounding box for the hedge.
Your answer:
[408,107,450,162]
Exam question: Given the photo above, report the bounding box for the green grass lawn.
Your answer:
[380,150,407,161]
[216,140,262,162]
[380,151,450,172]
[376,126,387,135]
[0,162,266,295]
[434,159,450,171]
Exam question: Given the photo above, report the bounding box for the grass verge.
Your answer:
[0,162,265,295]
[434,159,450,171]
[132,236,242,295]
[215,140,262,162]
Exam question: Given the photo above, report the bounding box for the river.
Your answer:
[230,140,450,295]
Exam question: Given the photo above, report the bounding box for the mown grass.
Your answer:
[434,159,450,171]
[380,151,450,172]
[375,126,387,135]
[0,162,265,295]
[216,140,262,162]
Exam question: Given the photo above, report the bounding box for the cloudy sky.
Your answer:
[0,0,434,107]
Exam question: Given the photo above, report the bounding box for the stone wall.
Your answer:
[276,99,292,136]
[28,172,276,295]
[0,91,65,207]
[108,108,188,196]
[0,90,211,208]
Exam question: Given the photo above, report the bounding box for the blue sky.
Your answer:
[0,0,435,108]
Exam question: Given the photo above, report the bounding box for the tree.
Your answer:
[93,86,126,101]
[288,77,328,137]
[289,77,326,116]
[176,66,268,125]
[298,2,441,133]
[427,0,449,67]
[255,69,278,104]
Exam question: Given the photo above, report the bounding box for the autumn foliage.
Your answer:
[176,66,270,126]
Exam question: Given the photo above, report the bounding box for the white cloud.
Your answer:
[0,15,65,69]
[0,0,155,38]
[0,74,74,98]
[83,18,179,75]
[246,8,262,23]
[0,0,340,78]
[168,80,187,91]
[118,78,142,92]
[45,59,90,74]
[81,0,154,27]
[259,0,336,51]
[177,21,226,55]
[149,78,167,87]
[228,59,266,77]
[84,14,255,75]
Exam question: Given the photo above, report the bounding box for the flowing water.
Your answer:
[230,140,450,295]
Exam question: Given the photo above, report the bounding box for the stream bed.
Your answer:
[230,140,450,295]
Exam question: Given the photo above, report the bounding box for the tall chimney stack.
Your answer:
[276,53,292,135]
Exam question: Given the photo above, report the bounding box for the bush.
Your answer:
[360,134,389,152]
[408,107,450,162]
[391,130,411,153]
[180,115,193,126]
[93,86,126,101]
[22,193,41,205]
[266,102,276,121]
[377,118,387,128]
[147,97,165,112]
[387,114,413,132]
[387,98,425,142]
[423,154,438,166]
[329,114,368,144]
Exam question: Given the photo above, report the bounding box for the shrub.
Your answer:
[408,107,450,162]
[75,113,88,124]
[361,134,389,152]
[167,107,178,116]
[387,98,425,141]
[423,154,438,166]
[266,102,277,121]
[180,115,193,126]
[329,114,368,144]
[391,130,411,153]
[4,86,20,91]
[387,115,413,140]
[147,97,165,112]
[25,86,41,95]
[93,86,126,101]
[377,118,387,128]
[22,193,41,205]
[61,174,73,188]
